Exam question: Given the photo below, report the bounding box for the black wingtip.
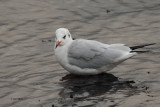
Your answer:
[130,50,150,53]
[130,43,156,50]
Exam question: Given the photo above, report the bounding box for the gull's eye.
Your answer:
[63,35,66,39]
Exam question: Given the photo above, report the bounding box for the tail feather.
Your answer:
[130,43,156,50]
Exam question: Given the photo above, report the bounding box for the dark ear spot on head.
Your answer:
[68,34,70,37]
[63,35,66,39]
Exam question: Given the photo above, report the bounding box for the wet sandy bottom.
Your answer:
[0,0,160,107]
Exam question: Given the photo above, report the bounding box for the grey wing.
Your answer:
[68,39,131,69]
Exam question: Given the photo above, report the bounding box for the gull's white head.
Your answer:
[55,28,72,48]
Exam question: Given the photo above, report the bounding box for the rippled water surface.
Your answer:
[0,0,160,107]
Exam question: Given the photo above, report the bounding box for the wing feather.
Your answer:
[68,39,131,69]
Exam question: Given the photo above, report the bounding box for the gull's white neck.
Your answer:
[54,40,73,67]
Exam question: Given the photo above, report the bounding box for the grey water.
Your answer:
[0,0,160,107]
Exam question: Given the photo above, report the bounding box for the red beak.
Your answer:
[56,41,61,48]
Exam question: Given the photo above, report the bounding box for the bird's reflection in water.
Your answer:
[58,73,137,106]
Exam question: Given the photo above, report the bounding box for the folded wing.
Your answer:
[68,39,133,69]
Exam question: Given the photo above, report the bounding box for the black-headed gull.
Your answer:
[54,28,155,75]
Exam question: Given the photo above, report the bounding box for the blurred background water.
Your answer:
[0,0,160,107]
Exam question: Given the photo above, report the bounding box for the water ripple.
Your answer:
[0,0,160,107]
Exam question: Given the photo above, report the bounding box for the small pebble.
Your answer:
[70,94,73,98]
[145,87,149,90]
[42,40,45,42]
[106,9,110,13]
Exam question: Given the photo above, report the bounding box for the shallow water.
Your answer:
[0,0,160,107]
